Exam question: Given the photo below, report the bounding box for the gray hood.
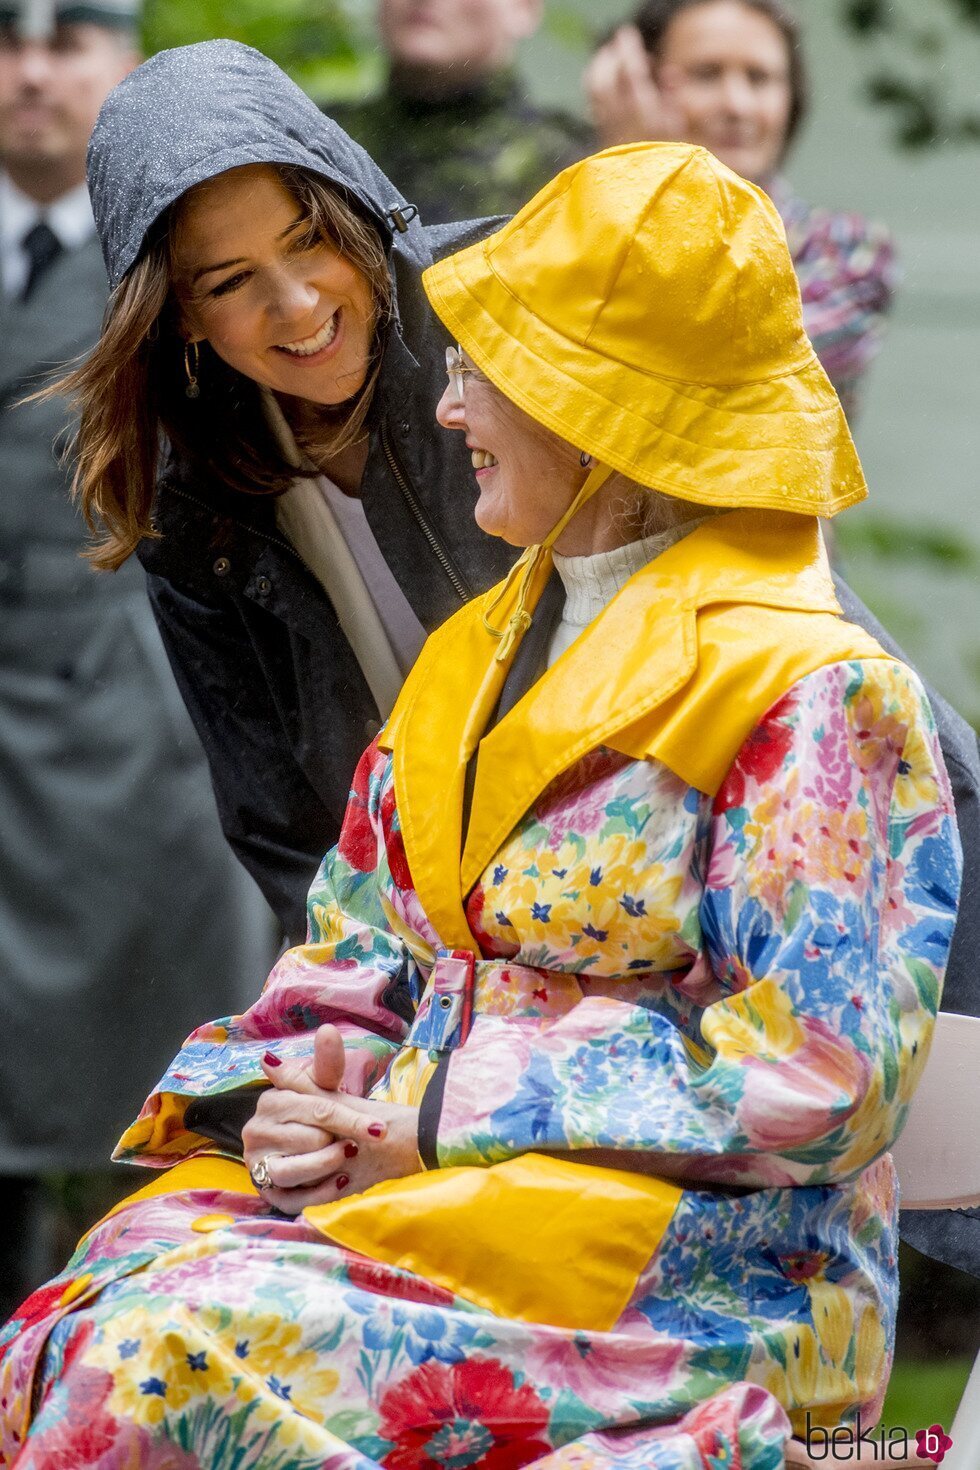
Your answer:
[88,39,413,290]
[95,39,515,687]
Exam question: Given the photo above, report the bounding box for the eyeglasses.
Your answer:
[445,344,479,400]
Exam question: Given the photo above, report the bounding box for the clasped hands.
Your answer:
[241,1023,422,1215]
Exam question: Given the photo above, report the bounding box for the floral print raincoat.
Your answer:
[0,529,961,1470]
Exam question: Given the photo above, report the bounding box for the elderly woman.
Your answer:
[0,147,960,1470]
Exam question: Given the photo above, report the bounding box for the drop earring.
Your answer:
[579,450,592,468]
[184,341,201,400]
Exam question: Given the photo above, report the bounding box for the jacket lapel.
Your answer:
[384,509,838,951]
[460,575,695,895]
[463,512,840,891]
[384,552,555,950]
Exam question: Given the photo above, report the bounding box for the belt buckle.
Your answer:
[407,949,475,1057]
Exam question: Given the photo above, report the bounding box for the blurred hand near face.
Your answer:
[586,26,686,151]
[585,1,793,186]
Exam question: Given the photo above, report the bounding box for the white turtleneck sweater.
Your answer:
[548,519,709,668]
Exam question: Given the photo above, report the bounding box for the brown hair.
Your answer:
[56,165,392,570]
[630,0,808,150]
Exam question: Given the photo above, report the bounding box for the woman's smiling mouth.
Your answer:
[470,448,498,473]
[274,309,341,359]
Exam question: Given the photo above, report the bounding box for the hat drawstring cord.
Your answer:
[482,463,614,663]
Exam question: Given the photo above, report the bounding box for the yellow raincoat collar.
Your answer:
[380,509,883,951]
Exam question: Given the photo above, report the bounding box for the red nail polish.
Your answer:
[263,1051,282,1067]
[367,1122,384,1137]
[344,1142,359,1159]
[335,1174,350,1190]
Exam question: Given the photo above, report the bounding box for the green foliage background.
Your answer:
[842,0,980,147]
[140,1,980,149]
[138,0,603,99]
[140,0,381,97]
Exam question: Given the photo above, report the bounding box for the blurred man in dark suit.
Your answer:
[0,0,272,1320]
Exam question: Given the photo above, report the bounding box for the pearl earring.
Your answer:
[579,450,592,468]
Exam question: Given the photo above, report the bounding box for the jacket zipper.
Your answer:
[380,419,470,603]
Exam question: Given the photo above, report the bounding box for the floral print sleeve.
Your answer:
[115,740,421,1164]
[433,660,961,1185]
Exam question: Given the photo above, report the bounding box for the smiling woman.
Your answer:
[585,0,897,420]
[436,343,703,553]
[43,39,512,944]
[175,166,379,422]
[64,159,392,565]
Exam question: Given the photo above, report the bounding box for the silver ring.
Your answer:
[249,1156,274,1191]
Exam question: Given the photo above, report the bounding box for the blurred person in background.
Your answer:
[0,0,272,1319]
[585,0,897,421]
[327,0,590,224]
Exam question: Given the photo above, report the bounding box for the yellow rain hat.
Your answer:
[423,143,866,517]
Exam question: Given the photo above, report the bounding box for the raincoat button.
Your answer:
[255,575,272,597]
[59,1272,94,1305]
[191,1212,236,1234]
[212,556,231,578]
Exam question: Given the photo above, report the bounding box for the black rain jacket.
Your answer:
[87,41,513,938]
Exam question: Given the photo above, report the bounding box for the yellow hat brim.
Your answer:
[423,236,867,519]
